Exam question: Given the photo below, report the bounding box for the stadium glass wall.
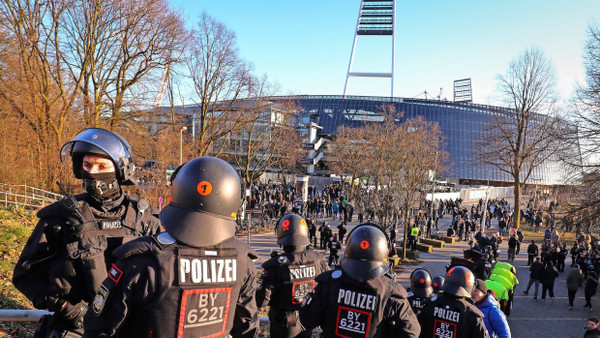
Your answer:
[278,95,567,185]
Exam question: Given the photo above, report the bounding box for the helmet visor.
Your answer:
[61,128,132,170]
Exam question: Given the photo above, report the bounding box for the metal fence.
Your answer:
[0,310,270,324]
[0,183,61,211]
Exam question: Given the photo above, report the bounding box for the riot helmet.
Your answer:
[60,128,136,185]
[159,156,242,247]
[442,265,475,298]
[276,214,310,247]
[341,223,389,282]
[432,275,445,294]
[409,268,433,298]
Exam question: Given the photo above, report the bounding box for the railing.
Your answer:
[0,309,270,324]
[0,183,61,211]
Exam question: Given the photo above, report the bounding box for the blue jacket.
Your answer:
[476,293,511,338]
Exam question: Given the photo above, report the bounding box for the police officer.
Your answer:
[83,156,259,337]
[432,276,445,294]
[410,223,420,251]
[407,269,434,315]
[418,265,490,338]
[299,223,421,337]
[13,128,162,337]
[256,213,328,338]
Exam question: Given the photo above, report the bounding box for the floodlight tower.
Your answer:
[343,0,396,98]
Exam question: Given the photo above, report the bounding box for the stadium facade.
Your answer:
[281,95,568,186]
[171,95,569,186]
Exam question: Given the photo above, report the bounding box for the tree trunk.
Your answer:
[514,176,521,228]
[402,208,408,260]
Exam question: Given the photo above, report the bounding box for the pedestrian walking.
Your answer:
[507,234,518,263]
[585,266,599,312]
[541,262,559,302]
[337,222,347,243]
[523,257,544,301]
[566,264,584,310]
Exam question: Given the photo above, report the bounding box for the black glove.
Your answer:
[58,300,88,329]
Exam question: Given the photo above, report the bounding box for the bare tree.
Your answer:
[228,97,300,188]
[185,12,253,157]
[478,47,563,227]
[328,125,369,204]
[0,0,83,188]
[562,23,600,225]
[326,105,446,259]
[59,0,187,129]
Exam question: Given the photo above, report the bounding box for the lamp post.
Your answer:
[180,126,187,165]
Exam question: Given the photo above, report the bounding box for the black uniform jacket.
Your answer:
[418,293,489,338]
[13,193,161,315]
[83,233,259,338]
[299,269,421,338]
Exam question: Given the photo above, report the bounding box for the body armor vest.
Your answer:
[407,294,430,315]
[319,271,397,338]
[40,194,158,302]
[121,237,246,338]
[280,257,319,310]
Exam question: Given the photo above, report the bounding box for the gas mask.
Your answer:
[80,170,121,200]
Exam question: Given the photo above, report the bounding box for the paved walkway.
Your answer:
[245,214,591,337]
[396,217,590,338]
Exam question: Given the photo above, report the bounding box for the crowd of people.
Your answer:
[12,126,600,337]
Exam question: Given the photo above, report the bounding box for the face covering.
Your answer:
[80,170,121,200]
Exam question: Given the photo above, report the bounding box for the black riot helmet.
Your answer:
[276,214,310,247]
[410,268,433,298]
[442,265,475,298]
[432,275,445,294]
[341,223,389,282]
[60,128,136,185]
[159,156,242,247]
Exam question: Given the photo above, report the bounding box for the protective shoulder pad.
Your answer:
[37,194,87,219]
[262,255,282,269]
[316,269,339,282]
[248,248,259,260]
[36,201,65,219]
[389,280,408,298]
[112,236,157,260]
[236,240,259,260]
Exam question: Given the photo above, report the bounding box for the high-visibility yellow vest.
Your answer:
[411,227,419,236]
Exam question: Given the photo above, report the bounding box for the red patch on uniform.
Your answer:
[108,264,123,283]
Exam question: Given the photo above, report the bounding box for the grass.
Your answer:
[0,207,38,337]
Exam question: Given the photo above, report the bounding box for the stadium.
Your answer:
[277,95,568,186]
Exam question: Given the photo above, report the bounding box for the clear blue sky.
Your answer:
[170,0,599,106]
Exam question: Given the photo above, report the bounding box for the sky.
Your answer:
[169,0,600,106]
